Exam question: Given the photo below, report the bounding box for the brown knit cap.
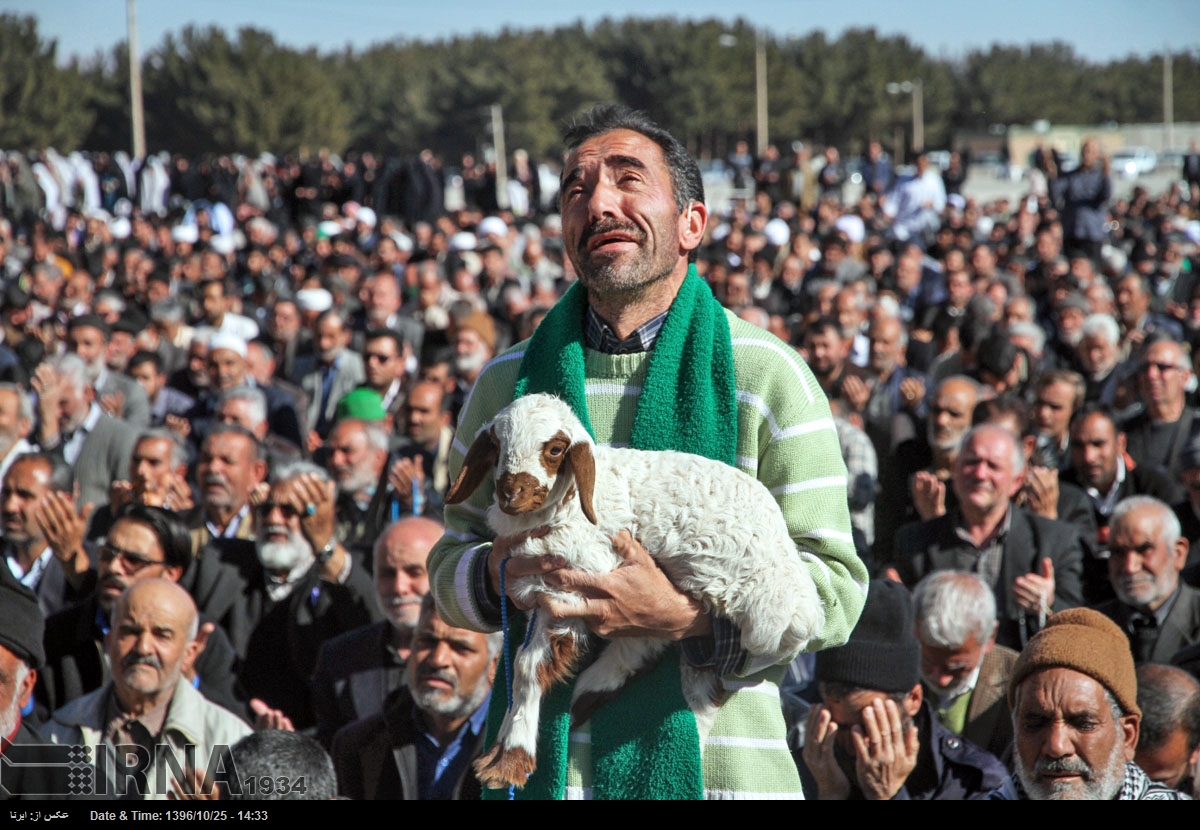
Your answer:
[1007,607,1140,717]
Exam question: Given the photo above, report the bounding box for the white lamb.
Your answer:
[444,392,825,790]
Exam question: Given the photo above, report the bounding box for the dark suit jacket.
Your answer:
[331,688,484,801]
[1,720,73,800]
[311,621,406,749]
[895,508,1084,650]
[186,382,303,451]
[1093,583,1200,665]
[6,545,97,619]
[1121,407,1199,483]
[296,350,365,437]
[182,538,381,730]
[38,594,241,718]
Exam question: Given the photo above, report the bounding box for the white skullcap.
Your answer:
[764,218,791,247]
[172,224,199,244]
[356,207,377,229]
[296,287,334,312]
[208,332,247,357]
[477,216,508,238]
[834,215,865,244]
[450,231,477,251]
[210,235,236,255]
[109,218,131,240]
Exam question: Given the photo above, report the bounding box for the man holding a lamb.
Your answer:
[428,104,868,800]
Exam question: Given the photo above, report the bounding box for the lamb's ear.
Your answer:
[445,427,499,504]
[566,441,597,525]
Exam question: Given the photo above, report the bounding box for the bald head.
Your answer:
[928,376,980,453]
[1136,664,1200,789]
[374,517,442,633]
[108,579,199,707]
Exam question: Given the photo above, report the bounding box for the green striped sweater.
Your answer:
[428,310,868,799]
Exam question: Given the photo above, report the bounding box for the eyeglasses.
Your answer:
[255,501,304,520]
[364,352,395,363]
[1139,361,1185,375]
[100,544,166,573]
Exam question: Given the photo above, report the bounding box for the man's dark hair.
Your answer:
[221,731,336,800]
[128,350,164,375]
[803,316,844,341]
[365,328,405,354]
[973,394,1031,436]
[1069,402,1119,435]
[114,503,193,570]
[204,423,265,463]
[563,104,704,263]
[1136,664,1200,755]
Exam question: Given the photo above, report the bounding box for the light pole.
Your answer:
[720,30,769,156]
[886,79,924,157]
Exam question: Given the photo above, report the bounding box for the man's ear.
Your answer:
[679,200,707,253]
[1121,713,1140,761]
[17,666,36,709]
[252,459,268,485]
[904,683,923,718]
[1174,536,1190,571]
[1117,431,1127,456]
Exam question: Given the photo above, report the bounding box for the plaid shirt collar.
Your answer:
[585,306,668,354]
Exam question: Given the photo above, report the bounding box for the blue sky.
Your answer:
[6,0,1198,64]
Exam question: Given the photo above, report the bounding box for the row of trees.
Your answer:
[4,14,1199,161]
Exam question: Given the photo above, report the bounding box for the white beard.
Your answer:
[257,526,313,572]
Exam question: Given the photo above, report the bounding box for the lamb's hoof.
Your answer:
[473,745,537,789]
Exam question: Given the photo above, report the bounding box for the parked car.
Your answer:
[1111,146,1157,177]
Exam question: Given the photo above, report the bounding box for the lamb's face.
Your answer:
[490,396,585,516]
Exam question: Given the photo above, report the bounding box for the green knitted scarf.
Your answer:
[482,267,736,800]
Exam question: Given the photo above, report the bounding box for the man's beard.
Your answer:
[410,666,490,720]
[334,465,378,498]
[0,665,24,738]
[1016,737,1126,800]
[928,424,966,454]
[1112,572,1174,611]
[454,349,488,377]
[256,526,313,572]
[572,218,675,301]
[378,594,422,632]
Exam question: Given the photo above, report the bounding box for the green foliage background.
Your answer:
[3,13,1197,159]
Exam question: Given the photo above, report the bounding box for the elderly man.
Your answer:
[65,313,150,428]
[428,104,865,799]
[1092,497,1200,664]
[296,310,365,444]
[1121,338,1197,479]
[802,580,1007,800]
[844,314,927,459]
[894,424,1084,650]
[188,332,303,450]
[1076,314,1129,407]
[40,505,238,716]
[325,418,391,567]
[1135,664,1200,793]
[32,353,139,511]
[2,453,94,617]
[215,385,302,467]
[993,608,1188,799]
[877,376,981,564]
[188,461,377,731]
[312,517,441,749]
[913,571,1018,761]
[0,383,35,485]
[0,570,73,800]
[189,424,266,551]
[331,594,499,801]
[44,579,251,800]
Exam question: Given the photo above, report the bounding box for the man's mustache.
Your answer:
[122,653,163,671]
[579,220,643,251]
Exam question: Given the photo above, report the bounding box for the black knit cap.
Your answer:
[0,566,45,669]
[815,579,920,694]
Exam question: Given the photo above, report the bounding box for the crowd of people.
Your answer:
[2,112,1200,801]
